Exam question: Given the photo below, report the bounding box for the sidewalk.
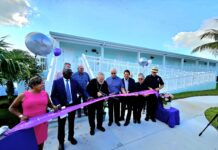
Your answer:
[44,96,218,150]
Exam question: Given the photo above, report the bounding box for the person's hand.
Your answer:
[155,88,160,92]
[148,87,153,90]
[143,94,149,97]
[87,97,94,101]
[52,105,59,112]
[97,92,103,97]
[20,115,28,121]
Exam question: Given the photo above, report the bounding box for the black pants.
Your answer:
[125,97,134,123]
[120,97,127,119]
[58,110,75,144]
[146,94,158,119]
[108,97,120,123]
[77,95,88,115]
[88,101,104,129]
[133,96,146,121]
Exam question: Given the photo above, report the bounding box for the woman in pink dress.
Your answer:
[9,76,58,150]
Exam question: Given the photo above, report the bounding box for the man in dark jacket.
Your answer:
[144,67,164,122]
[120,70,136,126]
[51,68,84,150]
[134,73,148,123]
[86,72,109,136]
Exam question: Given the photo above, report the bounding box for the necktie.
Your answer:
[66,79,72,104]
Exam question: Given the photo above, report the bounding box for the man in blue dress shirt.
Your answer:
[106,68,126,126]
[72,65,90,117]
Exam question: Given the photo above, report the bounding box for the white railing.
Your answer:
[84,55,201,78]
[162,72,216,92]
[80,54,95,79]
[81,54,216,93]
[45,55,57,95]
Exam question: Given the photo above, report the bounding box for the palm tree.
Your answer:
[0,37,42,102]
[0,36,10,49]
[192,29,218,56]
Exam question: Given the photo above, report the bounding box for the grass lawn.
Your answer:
[204,107,218,129]
[173,83,218,100]
[0,97,8,105]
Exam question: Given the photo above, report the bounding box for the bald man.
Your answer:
[106,68,126,126]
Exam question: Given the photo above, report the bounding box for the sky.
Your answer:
[0,0,218,60]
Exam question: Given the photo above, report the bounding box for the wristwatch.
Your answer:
[18,114,23,118]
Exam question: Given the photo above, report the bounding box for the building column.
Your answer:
[99,46,104,72]
[207,61,210,70]
[195,60,199,66]
[181,58,184,70]
[195,60,199,72]
[101,46,104,59]
[216,63,218,76]
[137,52,141,60]
[137,52,141,74]
[163,55,166,69]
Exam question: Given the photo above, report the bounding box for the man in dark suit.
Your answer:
[120,70,136,126]
[86,72,109,136]
[51,68,84,150]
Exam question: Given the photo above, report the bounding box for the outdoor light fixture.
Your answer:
[92,49,97,52]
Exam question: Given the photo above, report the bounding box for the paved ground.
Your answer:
[44,96,218,150]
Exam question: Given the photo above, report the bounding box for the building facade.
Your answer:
[45,31,218,94]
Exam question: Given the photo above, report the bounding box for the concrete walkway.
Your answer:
[44,96,218,150]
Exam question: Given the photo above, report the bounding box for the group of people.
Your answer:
[8,62,164,150]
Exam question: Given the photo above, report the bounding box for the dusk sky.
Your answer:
[1,0,218,59]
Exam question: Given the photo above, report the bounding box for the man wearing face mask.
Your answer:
[51,68,84,150]
[144,67,164,122]
[86,72,109,136]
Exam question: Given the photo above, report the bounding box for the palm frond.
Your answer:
[0,36,11,49]
[192,41,218,56]
[200,29,218,40]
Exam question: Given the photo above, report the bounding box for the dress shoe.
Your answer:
[58,143,64,150]
[90,129,95,136]
[69,138,77,145]
[97,126,105,132]
[124,122,129,126]
[108,122,113,126]
[133,120,137,124]
[115,122,121,126]
[145,117,149,121]
[151,118,156,122]
[138,120,141,124]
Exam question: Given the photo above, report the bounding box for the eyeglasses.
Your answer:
[138,78,143,80]
[111,73,116,74]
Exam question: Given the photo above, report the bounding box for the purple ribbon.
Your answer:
[5,90,157,135]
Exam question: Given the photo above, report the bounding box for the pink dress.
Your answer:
[22,90,48,145]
